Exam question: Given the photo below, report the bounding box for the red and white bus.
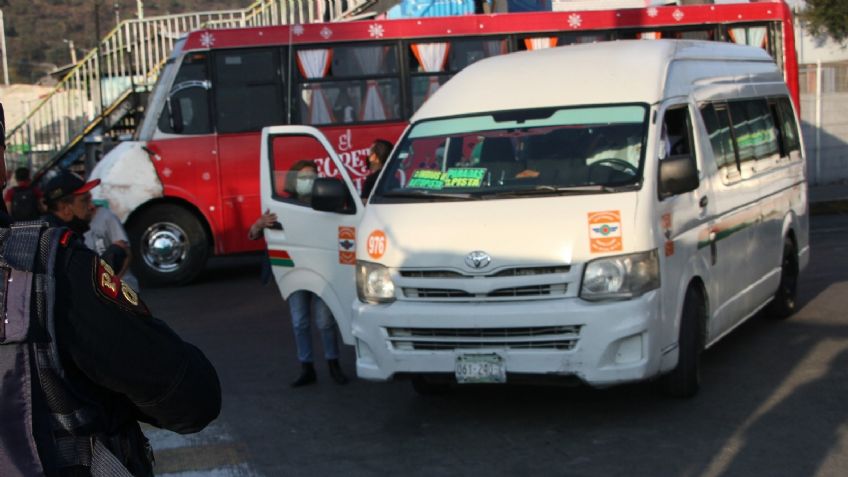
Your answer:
[91,1,799,285]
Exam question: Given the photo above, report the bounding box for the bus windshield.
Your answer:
[372,104,648,202]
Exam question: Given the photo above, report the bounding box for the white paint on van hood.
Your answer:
[358,193,647,270]
[90,141,163,222]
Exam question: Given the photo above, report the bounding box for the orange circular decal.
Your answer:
[367,230,387,259]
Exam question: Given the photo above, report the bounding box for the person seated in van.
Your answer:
[361,139,393,201]
[284,160,320,204]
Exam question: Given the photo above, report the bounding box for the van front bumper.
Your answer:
[351,291,664,387]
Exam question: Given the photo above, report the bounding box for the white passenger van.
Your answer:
[259,40,808,397]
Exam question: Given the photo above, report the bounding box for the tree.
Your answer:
[801,0,848,44]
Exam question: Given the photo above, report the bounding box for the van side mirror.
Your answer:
[312,178,355,214]
[659,154,699,199]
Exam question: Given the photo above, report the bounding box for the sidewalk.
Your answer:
[809,182,848,215]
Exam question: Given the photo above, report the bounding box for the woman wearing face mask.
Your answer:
[248,159,349,387]
[360,139,393,202]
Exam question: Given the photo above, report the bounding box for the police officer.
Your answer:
[0,104,222,476]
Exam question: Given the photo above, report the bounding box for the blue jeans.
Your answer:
[287,290,339,363]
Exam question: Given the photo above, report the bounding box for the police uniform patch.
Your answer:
[93,258,149,316]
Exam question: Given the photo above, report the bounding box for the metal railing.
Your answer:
[4,0,374,170]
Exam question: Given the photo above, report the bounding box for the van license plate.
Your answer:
[455,354,506,384]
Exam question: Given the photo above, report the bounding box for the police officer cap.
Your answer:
[44,170,100,203]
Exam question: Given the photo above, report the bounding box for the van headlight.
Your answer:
[580,250,660,301]
[357,260,396,304]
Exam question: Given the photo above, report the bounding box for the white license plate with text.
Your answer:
[455,354,506,384]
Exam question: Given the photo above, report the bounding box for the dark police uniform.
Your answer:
[1,219,222,476]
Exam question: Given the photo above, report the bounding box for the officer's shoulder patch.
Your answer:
[92,258,149,316]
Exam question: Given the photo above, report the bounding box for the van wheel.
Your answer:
[661,286,705,398]
[411,376,451,396]
[766,239,799,320]
[127,204,209,287]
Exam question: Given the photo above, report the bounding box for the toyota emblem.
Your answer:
[465,251,491,269]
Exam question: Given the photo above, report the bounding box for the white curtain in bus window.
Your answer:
[411,42,450,102]
[728,27,767,49]
[638,32,661,40]
[297,49,335,125]
[352,46,390,121]
[524,37,558,50]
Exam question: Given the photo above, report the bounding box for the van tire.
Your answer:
[127,204,209,287]
[661,286,705,398]
[411,376,451,396]
[766,239,799,320]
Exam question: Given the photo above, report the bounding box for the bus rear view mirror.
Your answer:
[312,178,355,214]
[659,154,699,199]
[167,97,184,134]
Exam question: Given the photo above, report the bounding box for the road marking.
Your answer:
[143,423,262,477]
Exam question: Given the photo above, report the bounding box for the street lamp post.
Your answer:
[0,9,9,86]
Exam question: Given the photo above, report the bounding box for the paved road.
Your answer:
[141,215,848,477]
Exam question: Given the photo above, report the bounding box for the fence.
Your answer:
[799,61,848,185]
[4,0,374,170]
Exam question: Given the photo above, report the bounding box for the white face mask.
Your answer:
[296,177,314,196]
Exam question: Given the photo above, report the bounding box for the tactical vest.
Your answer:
[0,223,143,477]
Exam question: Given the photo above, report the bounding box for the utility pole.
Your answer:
[0,10,9,86]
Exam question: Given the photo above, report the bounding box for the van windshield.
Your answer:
[371,104,649,203]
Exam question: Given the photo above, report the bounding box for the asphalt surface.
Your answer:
[142,214,848,477]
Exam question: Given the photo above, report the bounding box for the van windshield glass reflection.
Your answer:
[372,104,648,202]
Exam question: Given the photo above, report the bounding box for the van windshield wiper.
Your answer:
[380,190,476,200]
[479,183,638,198]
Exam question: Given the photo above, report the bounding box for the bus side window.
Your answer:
[158,53,212,135]
[214,48,285,134]
[158,87,212,135]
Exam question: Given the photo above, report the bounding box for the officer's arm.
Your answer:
[57,246,222,434]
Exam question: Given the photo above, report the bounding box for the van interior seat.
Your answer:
[524,157,589,185]
[479,137,524,181]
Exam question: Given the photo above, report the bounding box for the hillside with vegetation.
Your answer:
[1,0,244,83]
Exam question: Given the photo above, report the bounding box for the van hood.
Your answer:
[357,192,651,270]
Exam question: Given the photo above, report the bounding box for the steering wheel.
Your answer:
[588,158,638,180]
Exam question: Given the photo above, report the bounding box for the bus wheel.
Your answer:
[128,204,209,286]
[661,285,705,398]
[766,239,799,320]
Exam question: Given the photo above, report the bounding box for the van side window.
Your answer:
[661,106,693,158]
[775,97,801,157]
[728,101,755,164]
[699,103,738,175]
[214,48,285,134]
[743,99,780,160]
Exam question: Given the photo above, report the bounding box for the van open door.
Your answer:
[259,126,363,344]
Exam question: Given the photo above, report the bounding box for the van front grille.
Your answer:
[403,284,567,300]
[399,265,570,279]
[387,325,581,351]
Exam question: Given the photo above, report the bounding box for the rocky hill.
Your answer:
[1,0,244,84]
